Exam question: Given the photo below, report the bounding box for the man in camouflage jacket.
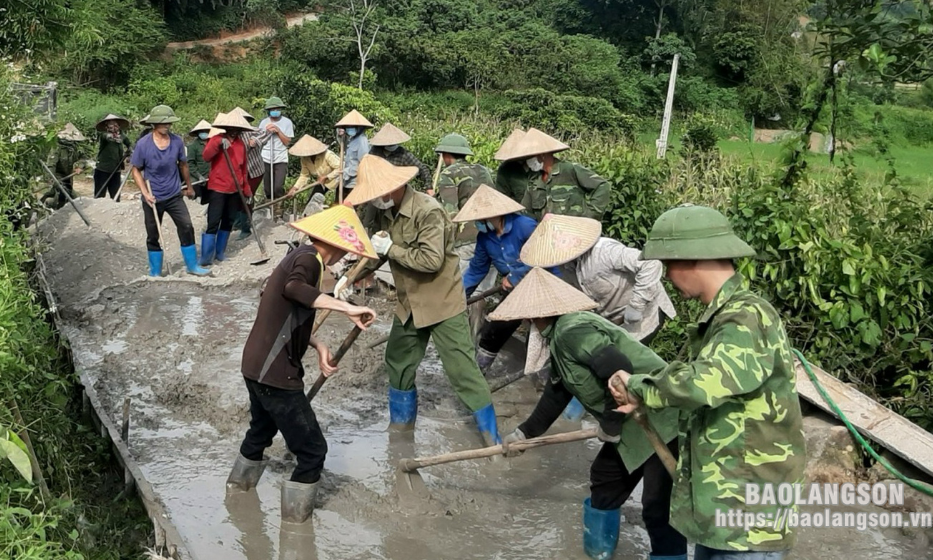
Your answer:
[611,205,806,560]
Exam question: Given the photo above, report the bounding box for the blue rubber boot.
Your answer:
[199,233,216,266]
[473,403,502,447]
[215,230,232,261]
[563,397,586,421]
[649,555,687,560]
[388,387,417,429]
[583,497,621,560]
[147,251,163,277]
[181,244,211,276]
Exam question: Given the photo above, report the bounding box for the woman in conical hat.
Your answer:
[368,123,432,189]
[334,109,374,195]
[493,129,535,203]
[186,119,213,184]
[230,204,377,525]
[94,113,132,199]
[452,184,558,374]
[490,267,684,560]
[286,134,341,200]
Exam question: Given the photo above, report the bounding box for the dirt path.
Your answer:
[164,12,318,52]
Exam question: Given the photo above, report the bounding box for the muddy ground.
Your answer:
[34,196,933,559]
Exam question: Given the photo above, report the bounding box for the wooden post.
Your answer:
[338,134,346,204]
[656,53,680,160]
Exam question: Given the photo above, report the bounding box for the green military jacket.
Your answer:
[185,139,210,181]
[628,274,806,552]
[521,158,610,221]
[50,141,81,178]
[435,160,494,246]
[495,160,534,203]
[367,186,467,328]
[544,311,679,472]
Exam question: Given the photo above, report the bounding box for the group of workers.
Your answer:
[45,98,806,560]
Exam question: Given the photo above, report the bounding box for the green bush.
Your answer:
[277,74,397,140]
[681,114,720,155]
[500,88,636,138]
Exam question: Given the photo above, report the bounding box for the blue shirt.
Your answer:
[343,132,370,185]
[130,133,186,201]
[463,214,558,292]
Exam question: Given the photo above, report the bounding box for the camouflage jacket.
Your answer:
[544,312,679,471]
[435,160,494,246]
[50,141,81,178]
[495,160,534,203]
[185,139,210,181]
[520,159,610,221]
[627,274,806,552]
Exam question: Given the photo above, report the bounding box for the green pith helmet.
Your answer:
[147,105,180,124]
[640,204,756,261]
[264,96,287,110]
[434,133,473,156]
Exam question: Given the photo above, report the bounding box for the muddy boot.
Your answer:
[562,397,586,421]
[199,233,216,266]
[388,387,417,430]
[281,480,319,524]
[181,244,211,276]
[215,229,231,261]
[473,403,502,447]
[582,497,620,560]
[226,453,268,492]
[476,348,497,376]
[147,251,163,277]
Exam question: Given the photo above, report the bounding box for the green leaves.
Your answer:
[0,429,33,483]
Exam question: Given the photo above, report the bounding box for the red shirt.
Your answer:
[203,135,251,196]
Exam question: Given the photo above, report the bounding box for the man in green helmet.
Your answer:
[433,133,497,334]
[259,96,294,219]
[609,204,806,560]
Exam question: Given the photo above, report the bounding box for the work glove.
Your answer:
[372,232,394,256]
[221,138,231,150]
[502,428,527,458]
[623,306,643,327]
[597,410,624,444]
[333,276,351,301]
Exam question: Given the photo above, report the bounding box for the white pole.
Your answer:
[656,53,680,160]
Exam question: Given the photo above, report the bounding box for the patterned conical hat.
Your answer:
[289,135,328,157]
[289,203,377,259]
[344,155,419,206]
[335,109,374,128]
[509,128,570,160]
[58,123,86,142]
[212,111,256,132]
[230,106,255,122]
[95,113,130,132]
[189,119,212,135]
[370,123,411,146]
[494,129,526,161]
[489,267,597,321]
[452,184,525,222]
[520,214,602,267]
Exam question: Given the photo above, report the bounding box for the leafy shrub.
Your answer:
[277,74,396,140]
[681,114,720,154]
[500,88,636,138]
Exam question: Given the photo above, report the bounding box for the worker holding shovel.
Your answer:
[130,105,210,277]
[608,205,806,560]
[492,267,685,560]
[228,204,378,524]
[259,97,294,222]
[94,113,132,199]
[345,155,502,447]
[231,106,272,240]
[41,123,86,210]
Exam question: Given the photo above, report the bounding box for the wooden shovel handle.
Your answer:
[610,376,677,477]
[306,315,372,402]
[312,256,388,334]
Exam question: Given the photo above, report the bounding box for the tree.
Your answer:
[345,0,381,90]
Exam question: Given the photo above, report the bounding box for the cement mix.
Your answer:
[34,197,933,559]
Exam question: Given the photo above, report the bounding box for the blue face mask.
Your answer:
[198,132,208,140]
[269,110,282,118]
[475,221,488,234]
[345,127,358,136]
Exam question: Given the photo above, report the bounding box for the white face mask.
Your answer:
[372,197,395,210]
[526,157,543,172]
[385,144,399,152]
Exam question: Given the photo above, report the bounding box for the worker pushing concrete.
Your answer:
[226,205,377,525]
[345,155,502,447]
[492,267,684,560]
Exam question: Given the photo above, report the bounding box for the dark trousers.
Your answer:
[93,168,122,199]
[239,378,327,484]
[142,194,196,251]
[590,440,686,556]
[205,191,239,234]
[44,177,74,209]
[478,319,523,354]
[262,162,288,201]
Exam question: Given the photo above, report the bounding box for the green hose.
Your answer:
[793,348,933,497]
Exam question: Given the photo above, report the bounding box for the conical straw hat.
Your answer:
[289,134,328,157]
[509,128,570,160]
[58,123,86,142]
[289,203,377,260]
[453,184,525,223]
[189,119,212,135]
[95,113,129,132]
[231,106,255,122]
[489,267,598,321]
[345,155,419,206]
[520,213,602,267]
[207,113,226,138]
[370,123,411,146]
[212,111,256,132]
[494,129,526,161]
[335,109,374,128]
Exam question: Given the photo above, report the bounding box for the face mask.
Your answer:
[198,132,208,140]
[269,110,282,118]
[372,197,395,210]
[155,124,172,135]
[527,157,543,172]
[475,221,488,234]
[345,127,358,136]
[385,144,399,152]
[486,220,497,232]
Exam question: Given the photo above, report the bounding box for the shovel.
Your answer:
[145,180,173,275]
[305,315,373,402]
[39,161,91,226]
[222,143,270,265]
[609,376,677,477]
